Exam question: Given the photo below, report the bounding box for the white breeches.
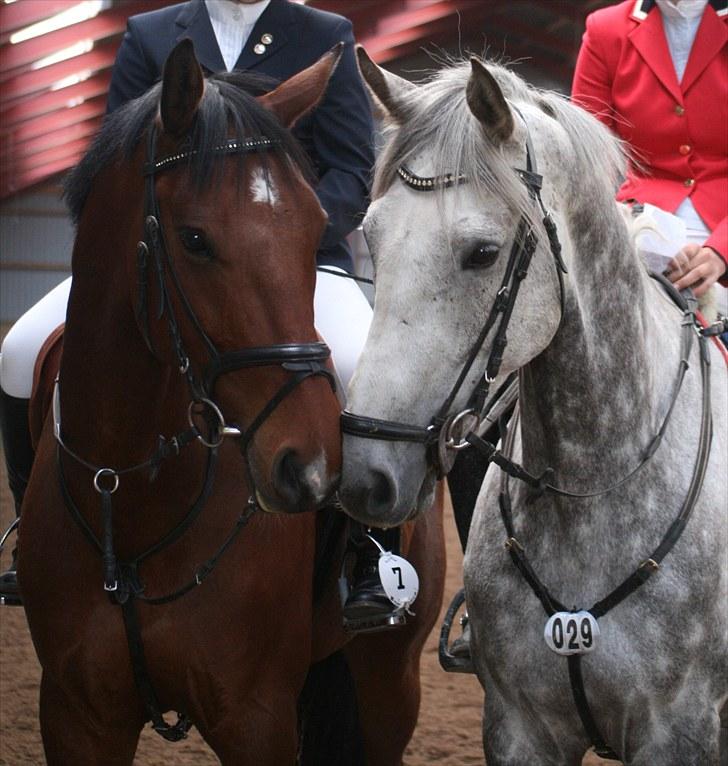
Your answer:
[0,269,372,401]
[0,277,72,399]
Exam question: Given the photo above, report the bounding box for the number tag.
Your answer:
[378,553,419,609]
[544,611,600,656]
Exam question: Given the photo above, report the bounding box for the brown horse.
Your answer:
[18,42,445,765]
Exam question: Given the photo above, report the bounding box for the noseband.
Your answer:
[341,117,566,477]
[137,125,335,450]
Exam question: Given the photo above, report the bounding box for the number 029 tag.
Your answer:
[544,611,600,656]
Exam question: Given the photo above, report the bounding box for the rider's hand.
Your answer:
[667,244,727,297]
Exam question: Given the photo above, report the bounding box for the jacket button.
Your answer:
[254,43,266,55]
[684,178,695,187]
[674,104,685,116]
[679,144,691,155]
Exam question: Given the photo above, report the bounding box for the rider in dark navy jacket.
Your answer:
[107,0,374,272]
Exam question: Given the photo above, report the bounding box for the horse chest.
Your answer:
[465,473,725,719]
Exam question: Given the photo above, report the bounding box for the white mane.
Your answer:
[373,59,628,229]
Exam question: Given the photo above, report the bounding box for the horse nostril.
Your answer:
[272,449,304,509]
[368,469,397,516]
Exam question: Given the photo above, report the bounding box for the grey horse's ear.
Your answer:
[466,58,514,144]
[356,46,415,123]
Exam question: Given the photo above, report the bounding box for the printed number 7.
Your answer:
[391,566,405,589]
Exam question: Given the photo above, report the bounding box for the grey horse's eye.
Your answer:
[179,227,214,261]
[463,243,499,270]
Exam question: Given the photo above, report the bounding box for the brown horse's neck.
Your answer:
[58,158,200,490]
[55,167,230,563]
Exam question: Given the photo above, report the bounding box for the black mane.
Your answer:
[64,70,313,223]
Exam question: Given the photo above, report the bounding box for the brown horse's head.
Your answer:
[68,41,345,513]
[158,41,345,513]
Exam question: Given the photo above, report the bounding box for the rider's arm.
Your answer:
[310,19,375,251]
[571,10,616,131]
[106,17,158,114]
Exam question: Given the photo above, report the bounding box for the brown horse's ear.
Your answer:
[466,58,514,144]
[257,44,343,128]
[356,46,415,123]
[160,39,204,137]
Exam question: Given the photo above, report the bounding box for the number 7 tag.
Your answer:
[378,553,419,612]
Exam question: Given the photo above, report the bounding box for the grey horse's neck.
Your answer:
[519,202,680,488]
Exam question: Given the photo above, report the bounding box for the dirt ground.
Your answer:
[0,441,615,766]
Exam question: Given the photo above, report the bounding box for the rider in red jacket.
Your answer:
[572,0,728,295]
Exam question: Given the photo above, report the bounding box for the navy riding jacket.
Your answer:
[107,0,375,271]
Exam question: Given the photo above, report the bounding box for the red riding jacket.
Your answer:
[572,0,728,282]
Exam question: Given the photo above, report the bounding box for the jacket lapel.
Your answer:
[628,6,682,102]
[681,5,728,92]
[234,0,292,72]
[175,0,226,75]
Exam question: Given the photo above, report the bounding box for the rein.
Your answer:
[55,125,335,741]
[341,113,567,478]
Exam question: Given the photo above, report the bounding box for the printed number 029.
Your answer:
[544,611,600,656]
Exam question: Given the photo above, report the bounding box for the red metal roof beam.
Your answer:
[0,98,106,143]
[9,136,90,174]
[0,2,161,74]
[1,155,84,199]
[0,1,79,38]
[1,119,102,162]
[1,72,112,127]
[372,1,460,36]
[0,40,118,104]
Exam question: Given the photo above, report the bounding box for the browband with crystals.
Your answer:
[397,165,467,191]
[144,136,280,176]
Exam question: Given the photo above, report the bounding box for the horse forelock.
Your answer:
[63,70,313,224]
[372,59,627,237]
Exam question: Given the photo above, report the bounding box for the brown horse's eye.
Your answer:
[179,227,214,261]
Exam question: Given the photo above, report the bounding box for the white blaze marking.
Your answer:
[249,167,278,206]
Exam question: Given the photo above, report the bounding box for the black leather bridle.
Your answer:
[341,118,567,478]
[137,125,335,450]
[55,125,336,741]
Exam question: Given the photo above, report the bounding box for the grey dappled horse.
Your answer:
[339,49,727,766]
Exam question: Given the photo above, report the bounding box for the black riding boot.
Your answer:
[343,523,400,626]
[0,390,33,605]
[447,446,491,552]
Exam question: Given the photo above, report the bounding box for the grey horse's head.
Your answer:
[339,51,624,526]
